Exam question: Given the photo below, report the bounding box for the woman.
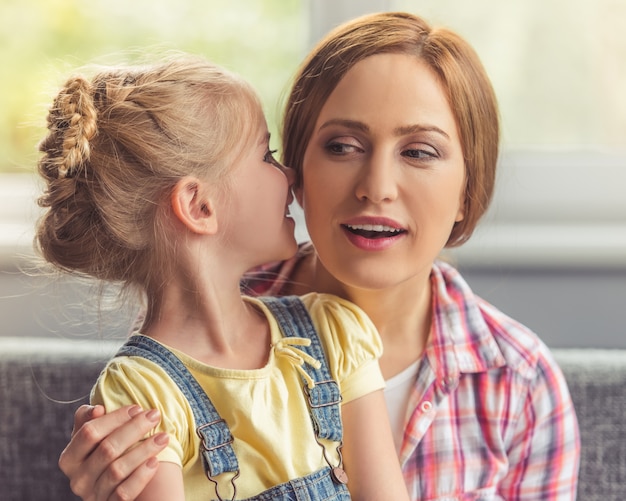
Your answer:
[58,12,580,500]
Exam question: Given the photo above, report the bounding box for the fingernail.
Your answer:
[146,409,161,422]
[128,405,143,418]
[154,432,169,445]
[146,457,159,469]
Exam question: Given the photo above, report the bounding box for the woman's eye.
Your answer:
[325,141,360,155]
[402,147,437,160]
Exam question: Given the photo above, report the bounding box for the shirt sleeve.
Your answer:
[499,345,581,500]
[300,293,385,404]
[90,356,197,468]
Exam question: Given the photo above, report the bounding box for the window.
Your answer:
[0,0,305,174]
[0,0,306,253]
[2,0,625,266]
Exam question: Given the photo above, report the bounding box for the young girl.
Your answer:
[35,55,409,501]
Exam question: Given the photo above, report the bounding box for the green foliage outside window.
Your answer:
[0,0,305,173]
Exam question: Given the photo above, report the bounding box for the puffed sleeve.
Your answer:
[299,293,385,404]
[90,355,198,467]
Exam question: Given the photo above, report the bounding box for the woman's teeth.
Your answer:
[344,224,405,238]
[346,224,402,233]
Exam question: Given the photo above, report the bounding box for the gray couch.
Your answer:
[1,337,625,501]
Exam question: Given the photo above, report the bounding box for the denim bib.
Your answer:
[115,296,350,501]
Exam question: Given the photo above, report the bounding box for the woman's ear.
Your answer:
[455,198,465,223]
[171,177,218,234]
[454,179,467,223]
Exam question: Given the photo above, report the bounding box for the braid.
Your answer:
[41,76,98,180]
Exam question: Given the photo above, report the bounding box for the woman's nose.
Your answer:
[354,154,398,203]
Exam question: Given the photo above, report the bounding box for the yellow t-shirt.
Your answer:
[91,293,384,500]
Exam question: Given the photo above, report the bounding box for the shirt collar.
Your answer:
[425,260,507,382]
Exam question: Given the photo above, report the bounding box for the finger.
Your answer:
[109,458,160,501]
[98,435,168,501]
[71,404,106,436]
[61,405,144,476]
[71,409,161,497]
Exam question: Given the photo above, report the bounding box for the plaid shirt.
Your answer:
[242,243,580,500]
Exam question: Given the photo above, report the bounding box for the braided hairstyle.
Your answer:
[36,55,263,293]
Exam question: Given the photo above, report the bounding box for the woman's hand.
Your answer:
[59,404,169,501]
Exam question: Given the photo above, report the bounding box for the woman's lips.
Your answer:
[340,218,406,251]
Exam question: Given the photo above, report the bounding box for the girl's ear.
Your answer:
[171,177,218,234]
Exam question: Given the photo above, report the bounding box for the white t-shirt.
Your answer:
[384,359,421,453]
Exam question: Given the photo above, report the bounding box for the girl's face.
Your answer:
[219,119,297,272]
[297,53,466,291]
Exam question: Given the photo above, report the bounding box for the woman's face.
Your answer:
[297,53,466,291]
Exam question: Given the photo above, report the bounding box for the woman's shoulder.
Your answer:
[477,295,556,378]
[433,260,560,381]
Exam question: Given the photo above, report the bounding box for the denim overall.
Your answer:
[115,296,351,501]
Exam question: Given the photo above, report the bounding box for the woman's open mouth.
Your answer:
[343,224,406,239]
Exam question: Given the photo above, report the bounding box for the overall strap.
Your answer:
[259,296,343,442]
[115,335,239,480]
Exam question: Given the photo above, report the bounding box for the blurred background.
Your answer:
[1,0,625,347]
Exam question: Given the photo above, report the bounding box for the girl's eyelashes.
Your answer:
[264,148,288,171]
[264,148,280,165]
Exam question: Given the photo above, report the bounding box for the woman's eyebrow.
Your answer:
[318,119,449,139]
[318,119,369,133]
[394,124,450,139]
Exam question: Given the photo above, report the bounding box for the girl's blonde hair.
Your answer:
[36,55,263,293]
[282,12,500,247]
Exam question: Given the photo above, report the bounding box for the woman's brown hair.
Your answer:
[282,11,499,247]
